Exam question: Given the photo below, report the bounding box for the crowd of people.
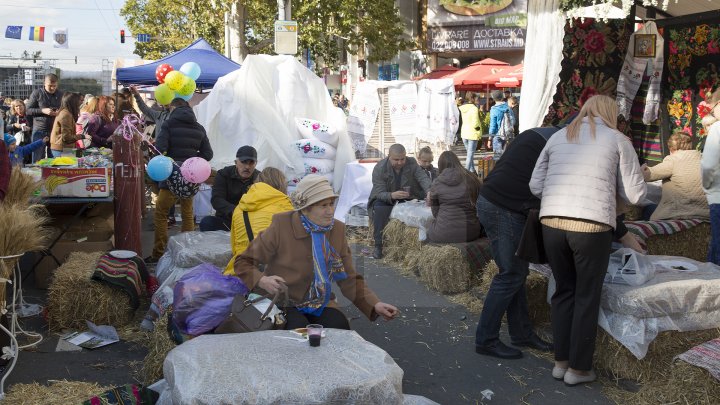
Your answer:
[365,91,720,386]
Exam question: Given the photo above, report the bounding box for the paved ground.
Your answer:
[6,211,615,404]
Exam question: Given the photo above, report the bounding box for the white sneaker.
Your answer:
[563,369,596,386]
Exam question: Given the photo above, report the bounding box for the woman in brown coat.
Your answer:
[234,174,398,329]
[427,151,483,243]
[50,92,85,157]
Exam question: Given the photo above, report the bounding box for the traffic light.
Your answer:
[120,30,125,43]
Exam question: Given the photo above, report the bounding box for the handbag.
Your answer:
[214,291,287,334]
[515,209,547,264]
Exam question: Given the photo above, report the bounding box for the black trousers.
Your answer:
[542,225,613,371]
[371,200,395,248]
[283,306,351,330]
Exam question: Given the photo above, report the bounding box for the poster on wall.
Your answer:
[427,0,527,52]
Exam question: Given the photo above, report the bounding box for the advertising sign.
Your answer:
[274,20,298,55]
[427,0,527,52]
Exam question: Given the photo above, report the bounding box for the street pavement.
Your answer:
[5,215,615,404]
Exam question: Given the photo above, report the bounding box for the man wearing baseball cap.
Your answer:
[200,145,260,231]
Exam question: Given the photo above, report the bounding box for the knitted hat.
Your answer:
[290,174,338,211]
[3,133,16,146]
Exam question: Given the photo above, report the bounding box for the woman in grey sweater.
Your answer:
[530,95,646,386]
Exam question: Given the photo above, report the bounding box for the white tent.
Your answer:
[194,55,354,191]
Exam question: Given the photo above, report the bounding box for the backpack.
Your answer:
[498,109,515,142]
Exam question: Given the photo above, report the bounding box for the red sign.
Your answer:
[341,69,347,84]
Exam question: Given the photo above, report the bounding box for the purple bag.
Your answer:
[172,263,249,336]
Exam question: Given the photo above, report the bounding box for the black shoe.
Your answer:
[372,247,383,259]
[475,341,523,359]
[144,256,159,264]
[512,334,554,352]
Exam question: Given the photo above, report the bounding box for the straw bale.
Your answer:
[416,244,475,294]
[624,205,643,221]
[142,312,177,384]
[646,222,710,263]
[3,380,110,405]
[448,292,484,314]
[382,219,421,264]
[47,251,135,331]
[594,327,720,383]
[603,355,720,405]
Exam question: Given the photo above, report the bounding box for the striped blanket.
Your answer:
[92,254,149,309]
[677,338,720,381]
[625,219,706,242]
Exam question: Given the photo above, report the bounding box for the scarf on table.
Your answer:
[297,215,348,316]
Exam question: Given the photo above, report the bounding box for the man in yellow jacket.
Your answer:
[224,168,294,274]
[459,94,482,173]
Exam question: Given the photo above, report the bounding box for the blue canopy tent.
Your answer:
[115,38,240,88]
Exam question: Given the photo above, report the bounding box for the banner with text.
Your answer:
[428,25,526,52]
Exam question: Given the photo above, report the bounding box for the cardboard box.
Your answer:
[40,167,110,198]
[34,230,114,289]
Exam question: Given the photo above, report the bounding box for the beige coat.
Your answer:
[50,109,78,152]
[646,149,709,221]
[234,211,380,320]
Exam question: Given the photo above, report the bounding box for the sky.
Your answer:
[0,0,140,72]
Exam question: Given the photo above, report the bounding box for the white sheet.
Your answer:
[387,81,419,153]
[347,81,380,154]
[194,55,354,191]
[334,162,376,222]
[415,78,459,146]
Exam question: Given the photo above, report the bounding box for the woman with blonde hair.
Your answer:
[224,167,294,274]
[700,88,720,264]
[530,94,646,385]
[641,131,708,221]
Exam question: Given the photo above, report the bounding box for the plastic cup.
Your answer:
[402,186,411,194]
[307,324,323,347]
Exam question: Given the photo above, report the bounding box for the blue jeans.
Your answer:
[50,150,63,157]
[31,130,48,162]
[463,139,478,172]
[708,204,720,265]
[475,195,533,346]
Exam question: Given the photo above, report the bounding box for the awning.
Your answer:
[445,58,509,91]
[467,63,524,87]
[413,64,459,80]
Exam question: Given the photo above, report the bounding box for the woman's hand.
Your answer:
[258,275,287,294]
[374,302,399,321]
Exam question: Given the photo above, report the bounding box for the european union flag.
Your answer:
[5,26,22,40]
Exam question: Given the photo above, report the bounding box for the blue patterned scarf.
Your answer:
[297,215,348,315]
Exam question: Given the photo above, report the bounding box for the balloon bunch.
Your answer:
[154,62,202,105]
[146,154,211,184]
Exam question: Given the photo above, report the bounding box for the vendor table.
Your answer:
[334,161,376,222]
[26,195,114,281]
[157,329,405,405]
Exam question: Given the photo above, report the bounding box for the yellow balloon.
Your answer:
[164,71,185,91]
[154,84,174,105]
[177,77,196,96]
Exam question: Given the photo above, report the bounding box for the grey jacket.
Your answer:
[530,118,647,228]
[368,157,432,214]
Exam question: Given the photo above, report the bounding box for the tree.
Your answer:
[121,0,411,67]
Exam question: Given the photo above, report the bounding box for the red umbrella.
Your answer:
[446,58,509,91]
[413,64,459,80]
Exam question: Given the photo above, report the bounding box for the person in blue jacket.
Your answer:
[488,90,515,156]
[5,133,48,166]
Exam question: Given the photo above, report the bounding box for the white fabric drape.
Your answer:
[519,0,565,131]
[415,78,459,146]
[347,81,381,155]
[387,81,419,153]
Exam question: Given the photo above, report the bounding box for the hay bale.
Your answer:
[448,292,484,314]
[4,380,110,405]
[142,312,177,384]
[624,205,643,221]
[646,222,710,262]
[416,244,475,294]
[603,356,720,405]
[594,328,720,383]
[382,219,422,264]
[48,251,135,331]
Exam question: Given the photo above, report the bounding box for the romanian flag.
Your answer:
[28,26,45,42]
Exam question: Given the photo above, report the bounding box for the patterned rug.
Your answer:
[625,219,706,242]
[676,338,720,381]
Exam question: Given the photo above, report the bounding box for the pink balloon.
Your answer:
[180,157,211,184]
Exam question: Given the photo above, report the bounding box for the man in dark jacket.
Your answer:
[199,145,260,231]
[26,74,63,163]
[129,85,170,137]
[367,144,432,259]
[474,127,558,360]
[149,98,214,262]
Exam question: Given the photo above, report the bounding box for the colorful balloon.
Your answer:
[180,157,211,184]
[164,71,186,91]
[147,155,174,181]
[155,63,174,84]
[154,84,174,105]
[177,78,196,96]
[179,62,202,81]
[176,92,193,101]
